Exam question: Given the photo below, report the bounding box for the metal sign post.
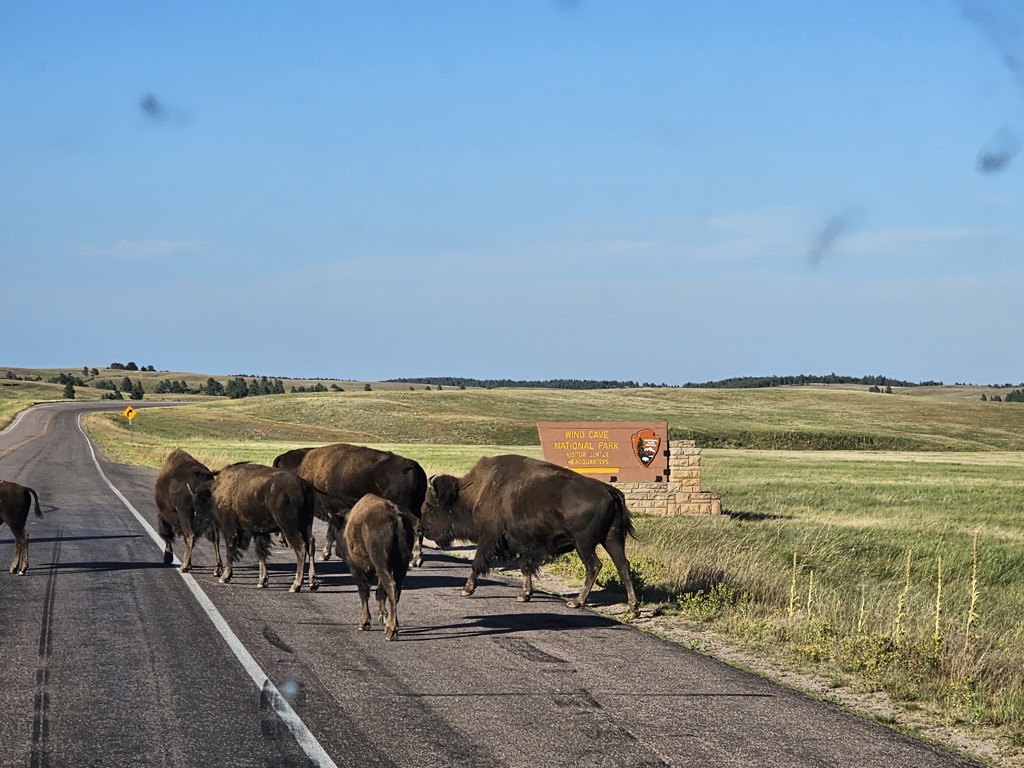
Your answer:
[122,405,137,445]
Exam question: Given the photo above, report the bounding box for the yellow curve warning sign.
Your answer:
[122,406,137,421]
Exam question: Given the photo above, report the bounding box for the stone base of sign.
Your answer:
[616,439,722,516]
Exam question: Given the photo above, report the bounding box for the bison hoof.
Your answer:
[309,580,320,592]
[320,550,332,561]
[566,599,585,609]
[8,567,16,574]
[163,551,174,565]
[460,588,475,597]
[516,594,531,603]
[219,576,230,584]
[411,556,423,568]
[178,564,190,573]
[385,629,398,641]
[213,567,223,577]
[358,622,370,632]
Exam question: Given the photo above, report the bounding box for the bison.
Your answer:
[420,454,640,617]
[334,494,416,640]
[0,480,43,575]
[273,443,427,566]
[190,462,318,592]
[154,449,222,575]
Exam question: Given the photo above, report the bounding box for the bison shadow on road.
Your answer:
[398,609,624,641]
[18,533,147,545]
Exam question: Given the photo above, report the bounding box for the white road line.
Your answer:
[77,415,338,768]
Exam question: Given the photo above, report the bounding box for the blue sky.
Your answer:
[3,1,1022,385]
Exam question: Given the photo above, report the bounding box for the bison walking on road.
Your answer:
[334,494,416,640]
[273,443,427,567]
[190,462,318,592]
[420,454,640,617]
[154,449,222,575]
[0,480,43,575]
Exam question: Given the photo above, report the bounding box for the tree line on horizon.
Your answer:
[388,374,946,390]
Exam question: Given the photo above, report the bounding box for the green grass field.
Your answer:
[7,370,1024,754]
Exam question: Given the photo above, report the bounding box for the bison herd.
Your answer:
[4,442,641,640]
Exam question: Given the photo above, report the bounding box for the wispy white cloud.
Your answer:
[79,239,207,260]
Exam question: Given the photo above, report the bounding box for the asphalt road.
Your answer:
[0,402,987,767]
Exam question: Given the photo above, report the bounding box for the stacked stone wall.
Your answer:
[618,439,722,517]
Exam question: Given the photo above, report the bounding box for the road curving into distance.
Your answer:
[0,401,986,767]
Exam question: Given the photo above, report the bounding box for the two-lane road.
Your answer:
[0,402,985,767]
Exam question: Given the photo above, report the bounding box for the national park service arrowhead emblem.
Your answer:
[632,429,661,466]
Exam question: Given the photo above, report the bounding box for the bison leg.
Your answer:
[516,570,534,603]
[461,542,496,597]
[376,574,399,640]
[212,532,224,578]
[179,531,196,573]
[256,536,272,589]
[288,534,306,593]
[568,545,603,610]
[411,523,424,568]
[603,534,639,618]
[306,529,319,592]
[220,533,234,584]
[352,569,372,631]
[11,531,28,575]
[321,518,335,561]
[158,515,175,565]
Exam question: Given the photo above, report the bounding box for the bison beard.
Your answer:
[421,455,640,617]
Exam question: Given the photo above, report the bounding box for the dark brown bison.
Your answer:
[273,443,427,566]
[334,494,416,640]
[420,454,640,617]
[0,480,42,575]
[190,462,318,592]
[154,449,222,575]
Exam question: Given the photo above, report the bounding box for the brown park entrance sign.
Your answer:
[536,421,669,483]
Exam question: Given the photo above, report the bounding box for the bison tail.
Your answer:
[28,487,43,518]
[611,487,637,540]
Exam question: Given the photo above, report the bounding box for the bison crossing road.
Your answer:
[0,403,986,768]
[0,479,43,574]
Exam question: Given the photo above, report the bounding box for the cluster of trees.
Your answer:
[682,374,942,389]
[4,371,42,381]
[109,362,156,372]
[48,372,86,387]
[225,376,286,399]
[983,389,1024,403]
[291,383,342,393]
[388,377,643,390]
[868,385,893,394]
[93,376,145,400]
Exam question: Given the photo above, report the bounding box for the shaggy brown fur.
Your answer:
[0,480,43,575]
[191,463,318,592]
[273,443,426,566]
[421,454,639,617]
[154,449,221,575]
[335,494,415,640]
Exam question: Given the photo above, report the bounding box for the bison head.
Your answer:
[419,474,462,548]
